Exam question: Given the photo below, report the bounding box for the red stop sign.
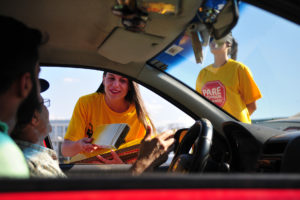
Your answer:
[201,80,226,107]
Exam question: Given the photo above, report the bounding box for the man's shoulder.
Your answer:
[0,135,25,157]
[0,134,30,178]
[0,131,14,145]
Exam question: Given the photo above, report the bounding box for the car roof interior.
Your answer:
[0,0,200,71]
[1,0,299,75]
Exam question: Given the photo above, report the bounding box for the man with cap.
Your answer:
[196,33,262,124]
[11,79,66,178]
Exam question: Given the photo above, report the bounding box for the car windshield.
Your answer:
[148,2,300,128]
[38,1,300,166]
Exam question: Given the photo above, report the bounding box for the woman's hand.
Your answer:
[95,150,124,164]
[77,137,100,153]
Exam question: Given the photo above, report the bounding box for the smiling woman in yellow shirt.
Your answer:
[196,33,262,124]
[62,72,155,162]
[64,92,148,144]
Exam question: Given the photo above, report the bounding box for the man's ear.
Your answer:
[18,72,33,98]
[31,111,40,126]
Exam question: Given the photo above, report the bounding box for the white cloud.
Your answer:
[63,77,80,83]
[145,102,164,115]
[155,115,194,128]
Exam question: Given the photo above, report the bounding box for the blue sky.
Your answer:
[233,4,300,119]
[40,3,300,128]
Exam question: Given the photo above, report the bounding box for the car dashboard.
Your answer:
[222,121,300,173]
[257,131,300,173]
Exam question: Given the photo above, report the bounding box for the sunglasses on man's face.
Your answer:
[40,98,50,107]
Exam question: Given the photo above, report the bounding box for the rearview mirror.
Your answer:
[212,0,239,39]
[198,0,239,40]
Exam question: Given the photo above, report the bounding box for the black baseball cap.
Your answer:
[39,78,49,93]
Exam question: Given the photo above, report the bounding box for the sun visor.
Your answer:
[98,28,164,64]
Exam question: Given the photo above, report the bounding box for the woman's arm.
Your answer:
[61,138,100,157]
[246,101,257,116]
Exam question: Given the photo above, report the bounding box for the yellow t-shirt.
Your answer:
[64,93,147,144]
[196,59,262,123]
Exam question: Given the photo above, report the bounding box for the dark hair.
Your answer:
[96,72,156,132]
[11,83,43,138]
[0,15,45,94]
[223,33,238,60]
[227,37,238,60]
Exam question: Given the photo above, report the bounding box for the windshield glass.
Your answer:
[148,2,300,125]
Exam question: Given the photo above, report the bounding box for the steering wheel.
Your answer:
[168,119,213,173]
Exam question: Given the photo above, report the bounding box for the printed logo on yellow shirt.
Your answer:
[201,80,226,107]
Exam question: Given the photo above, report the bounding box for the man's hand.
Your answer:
[131,126,175,175]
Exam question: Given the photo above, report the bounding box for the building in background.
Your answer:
[50,120,70,162]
